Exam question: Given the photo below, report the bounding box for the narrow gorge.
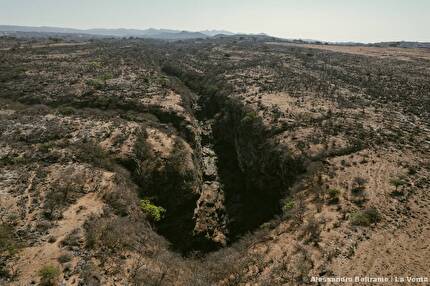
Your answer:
[143,68,306,253]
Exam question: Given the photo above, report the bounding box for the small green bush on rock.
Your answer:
[282,198,295,214]
[140,199,166,222]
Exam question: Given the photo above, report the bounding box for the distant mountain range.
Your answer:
[0,25,237,40]
[1,25,429,47]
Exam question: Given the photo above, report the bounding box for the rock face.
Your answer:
[193,119,228,247]
[194,181,227,246]
[201,147,218,180]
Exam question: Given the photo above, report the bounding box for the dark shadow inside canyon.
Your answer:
[214,139,283,242]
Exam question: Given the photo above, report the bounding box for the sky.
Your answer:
[0,0,429,43]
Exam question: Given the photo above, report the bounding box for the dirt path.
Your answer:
[23,170,37,228]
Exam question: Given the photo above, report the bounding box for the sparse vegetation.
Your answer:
[88,79,103,89]
[140,199,166,222]
[301,217,321,244]
[61,229,81,249]
[282,195,306,224]
[43,189,66,220]
[390,176,406,191]
[1,34,429,285]
[74,141,113,170]
[57,105,76,115]
[326,188,341,204]
[58,253,72,264]
[86,73,112,89]
[38,265,60,286]
[350,208,381,226]
[352,176,368,195]
[0,224,17,255]
[282,197,295,214]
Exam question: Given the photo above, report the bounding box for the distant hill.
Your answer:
[1,26,429,46]
[369,41,430,49]
[200,30,235,37]
[0,25,229,40]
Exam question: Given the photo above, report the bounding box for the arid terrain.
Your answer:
[0,35,429,285]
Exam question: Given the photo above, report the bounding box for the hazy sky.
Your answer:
[1,0,429,42]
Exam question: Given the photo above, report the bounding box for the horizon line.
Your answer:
[1,24,429,45]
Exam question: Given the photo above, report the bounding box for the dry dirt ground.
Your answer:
[0,36,429,285]
[267,42,430,61]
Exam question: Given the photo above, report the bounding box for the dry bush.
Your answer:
[301,216,322,245]
[325,188,341,204]
[43,189,66,220]
[38,265,60,286]
[283,194,306,225]
[178,230,271,285]
[57,252,72,264]
[61,228,81,249]
[103,183,139,217]
[43,167,86,220]
[84,214,156,255]
[129,251,183,286]
[350,176,368,205]
[0,223,18,279]
[291,245,313,283]
[80,261,102,286]
[74,141,113,170]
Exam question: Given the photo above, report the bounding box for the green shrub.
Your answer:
[302,217,321,244]
[140,199,166,222]
[38,265,60,286]
[0,224,17,255]
[0,66,25,82]
[241,111,258,125]
[390,177,406,191]
[86,73,113,89]
[74,142,112,170]
[58,253,72,264]
[43,189,65,220]
[282,198,295,214]
[282,196,307,224]
[57,106,76,116]
[350,208,381,226]
[98,73,113,82]
[61,229,81,248]
[351,186,365,196]
[364,208,381,223]
[88,61,102,70]
[326,188,340,204]
[353,177,368,187]
[39,142,55,153]
[407,167,417,175]
[86,78,104,89]
[351,176,367,196]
